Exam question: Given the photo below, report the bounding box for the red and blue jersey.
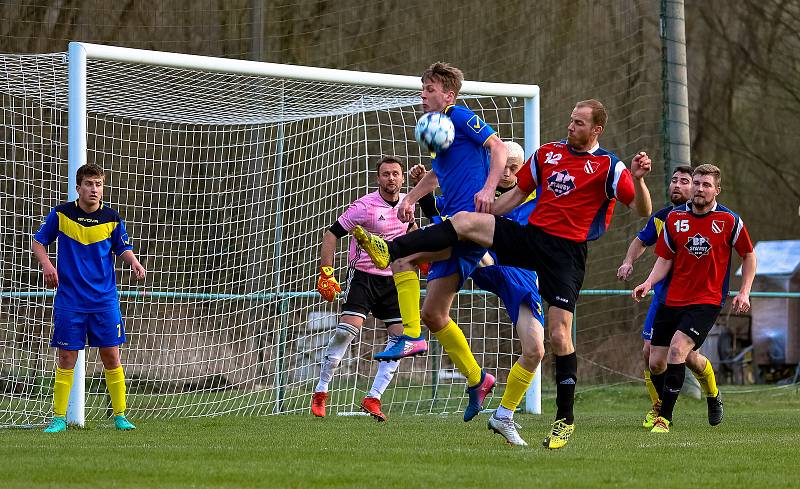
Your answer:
[516,140,635,242]
[430,104,496,216]
[34,201,133,312]
[655,202,753,307]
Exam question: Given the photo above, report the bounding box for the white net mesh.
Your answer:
[0,51,535,425]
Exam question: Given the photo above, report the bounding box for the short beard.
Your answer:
[670,194,687,206]
[381,185,399,196]
[692,195,709,207]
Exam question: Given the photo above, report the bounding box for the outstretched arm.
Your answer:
[398,170,439,222]
[632,256,673,301]
[474,135,507,214]
[629,152,653,217]
[731,252,756,313]
[492,185,528,216]
[617,237,647,280]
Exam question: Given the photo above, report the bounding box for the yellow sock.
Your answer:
[432,320,482,386]
[693,359,719,398]
[500,362,535,411]
[53,367,74,418]
[644,369,660,405]
[104,366,127,416]
[393,270,422,338]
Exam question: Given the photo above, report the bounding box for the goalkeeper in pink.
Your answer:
[312,156,418,421]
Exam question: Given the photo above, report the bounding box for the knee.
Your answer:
[420,308,448,331]
[391,258,415,273]
[99,348,121,369]
[57,350,78,370]
[521,342,545,366]
[649,357,666,375]
[549,324,571,349]
[451,211,473,232]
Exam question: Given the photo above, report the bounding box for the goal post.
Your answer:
[2,42,541,427]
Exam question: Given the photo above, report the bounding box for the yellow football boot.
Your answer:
[542,418,575,449]
[352,225,391,269]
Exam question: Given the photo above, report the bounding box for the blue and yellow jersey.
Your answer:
[431,104,496,216]
[636,204,674,301]
[34,201,133,312]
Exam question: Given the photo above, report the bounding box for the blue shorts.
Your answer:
[642,297,660,341]
[51,308,126,350]
[427,241,486,288]
[470,264,544,326]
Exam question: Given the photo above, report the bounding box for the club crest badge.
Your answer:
[685,233,712,259]
[711,220,725,234]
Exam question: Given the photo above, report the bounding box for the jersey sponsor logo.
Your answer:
[584,159,599,174]
[711,220,725,234]
[546,170,576,197]
[685,233,712,259]
[544,151,562,165]
[466,115,485,133]
[76,217,99,223]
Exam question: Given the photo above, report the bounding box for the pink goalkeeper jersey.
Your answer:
[336,191,413,276]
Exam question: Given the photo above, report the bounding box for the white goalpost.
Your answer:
[0,42,540,427]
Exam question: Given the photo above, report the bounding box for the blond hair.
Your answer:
[504,141,525,163]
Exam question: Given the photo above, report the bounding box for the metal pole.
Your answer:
[661,0,691,193]
[250,0,264,62]
[273,86,287,413]
[66,42,87,427]
[522,94,542,415]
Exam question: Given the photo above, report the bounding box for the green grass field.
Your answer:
[1,385,798,489]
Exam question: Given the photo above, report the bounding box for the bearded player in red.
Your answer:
[633,163,756,433]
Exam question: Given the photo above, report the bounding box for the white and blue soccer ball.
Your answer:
[414,112,455,153]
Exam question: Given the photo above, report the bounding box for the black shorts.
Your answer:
[340,269,402,326]
[491,219,587,312]
[651,304,721,350]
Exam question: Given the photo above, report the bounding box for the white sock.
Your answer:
[315,323,358,393]
[368,336,401,399]
[495,405,514,420]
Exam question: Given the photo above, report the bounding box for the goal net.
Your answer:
[0,43,539,426]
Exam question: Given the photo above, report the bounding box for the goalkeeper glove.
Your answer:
[316,266,341,302]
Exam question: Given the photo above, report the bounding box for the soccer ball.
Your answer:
[415,112,455,153]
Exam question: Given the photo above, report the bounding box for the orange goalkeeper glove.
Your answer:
[316,266,341,302]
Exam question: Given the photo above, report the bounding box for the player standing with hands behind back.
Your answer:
[33,163,145,432]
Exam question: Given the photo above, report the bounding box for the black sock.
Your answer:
[555,352,577,424]
[650,371,666,402]
[659,363,686,422]
[389,219,458,259]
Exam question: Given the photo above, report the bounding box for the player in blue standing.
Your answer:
[409,140,545,446]
[33,163,146,432]
[618,165,722,428]
[633,164,755,432]
[356,62,508,422]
